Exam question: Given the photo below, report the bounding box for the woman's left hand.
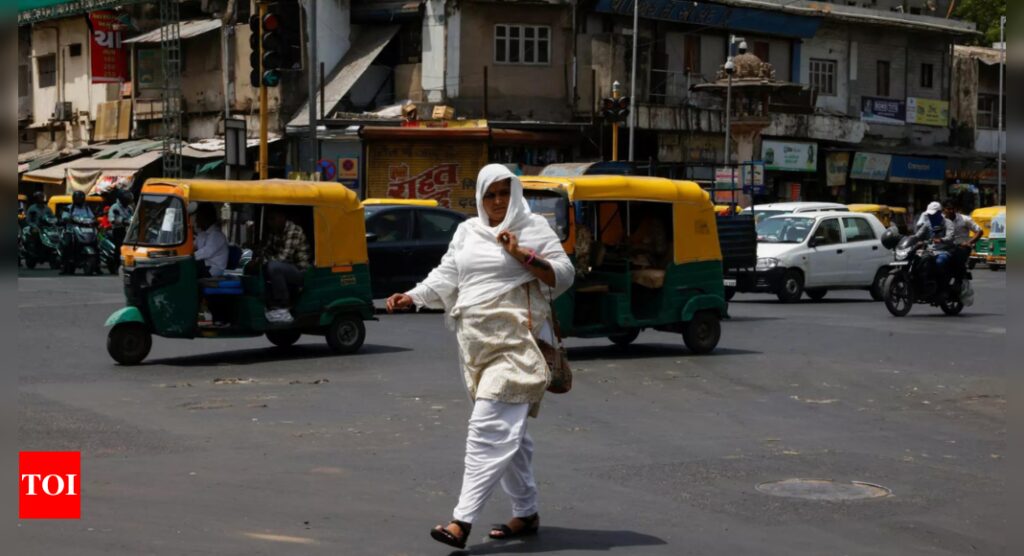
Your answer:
[497,231,525,261]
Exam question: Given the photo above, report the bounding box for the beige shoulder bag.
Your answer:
[526,283,572,394]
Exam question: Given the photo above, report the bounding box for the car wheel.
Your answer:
[609,329,640,347]
[326,314,366,354]
[682,311,721,355]
[267,330,302,348]
[805,288,827,301]
[107,323,152,365]
[870,268,888,301]
[776,270,804,303]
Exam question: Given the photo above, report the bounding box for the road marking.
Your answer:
[241,532,319,545]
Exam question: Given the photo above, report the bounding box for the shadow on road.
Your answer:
[145,343,412,367]
[732,298,876,305]
[567,344,759,361]
[457,526,667,554]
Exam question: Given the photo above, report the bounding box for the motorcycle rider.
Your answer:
[912,201,954,297]
[23,192,56,254]
[108,190,134,248]
[60,191,98,275]
[942,199,982,284]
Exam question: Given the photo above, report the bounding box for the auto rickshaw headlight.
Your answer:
[756,257,779,271]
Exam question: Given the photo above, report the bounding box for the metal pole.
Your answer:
[307,0,319,176]
[724,72,732,166]
[223,24,232,180]
[258,2,269,179]
[628,0,638,161]
[997,15,1005,204]
[612,81,620,162]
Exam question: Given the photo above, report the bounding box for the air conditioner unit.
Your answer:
[53,102,73,122]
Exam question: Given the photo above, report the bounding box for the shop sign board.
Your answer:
[365,141,486,214]
[88,11,127,83]
[889,156,946,186]
[850,152,892,181]
[826,152,851,187]
[762,140,817,172]
[861,97,906,126]
[906,98,950,127]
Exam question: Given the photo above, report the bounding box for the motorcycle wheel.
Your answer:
[87,256,100,276]
[940,298,964,316]
[883,274,913,317]
[24,257,36,270]
[107,260,120,275]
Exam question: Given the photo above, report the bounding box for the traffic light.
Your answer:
[248,3,301,88]
[599,97,616,121]
[615,96,630,122]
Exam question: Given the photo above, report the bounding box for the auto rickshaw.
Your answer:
[889,207,911,234]
[714,204,742,217]
[48,194,106,219]
[969,206,1006,268]
[521,175,726,354]
[361,198,440,207]
[18,194,27,225]
[847,204,893,229]
[985,212,1006,271]
[105,179,374,365]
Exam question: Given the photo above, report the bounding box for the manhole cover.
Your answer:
[756,479,891,501]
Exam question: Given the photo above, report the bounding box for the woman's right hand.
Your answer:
[386,293,414,313]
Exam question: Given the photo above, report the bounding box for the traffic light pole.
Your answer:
[258,2,269,179]
[306,0,319,175]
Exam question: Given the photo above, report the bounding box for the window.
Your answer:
[524,195,570,241]
[978,94,1003,129]
[494,24,550,65]
[811,219,843,246]
[37,54,56,88]
[753,41,770,63]
[876,60,891,97]
[366,210,412,242]
[809,59,837,96]
[684,35,701,75]
[417,210,463,241]
[125,195,186,247]
[842,217,876,242]
[69,43,82,57]
[920,63,934,89]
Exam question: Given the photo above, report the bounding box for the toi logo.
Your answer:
[19,452,81,519]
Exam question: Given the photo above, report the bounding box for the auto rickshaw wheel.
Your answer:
[267,330,302,348]
[724,287,736,301]
[968,260,977,270]
[609,329,640,347]
[805,288,828,301]
[682,311,721,355]
[326,315,365,354]
[107,323,152,366]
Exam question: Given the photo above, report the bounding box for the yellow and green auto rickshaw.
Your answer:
[361,198,440,207]
[985,212,1006,271]
[889,207,911,234]
[969,206,1006,268]
[48,194,106,219]
[105,179,374,365]
[847,204,894,229]
[521,175,726,354]
[18,194,28,224]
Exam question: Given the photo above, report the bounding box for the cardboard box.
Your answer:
[432,105,455,120]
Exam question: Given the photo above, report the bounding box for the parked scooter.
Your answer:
[881,231,973,317]
[61,215,102,275]
[19,223,62,269]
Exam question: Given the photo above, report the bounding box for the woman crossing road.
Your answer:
[386,164,574,549]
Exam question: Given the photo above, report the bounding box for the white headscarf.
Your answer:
[407,164,574,319]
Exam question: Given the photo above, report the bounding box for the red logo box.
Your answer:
[19,452,81,519]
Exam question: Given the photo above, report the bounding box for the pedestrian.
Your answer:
[386,164,574,550]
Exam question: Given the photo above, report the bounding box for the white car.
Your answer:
[735,212,892,302]
[741,202,849,223]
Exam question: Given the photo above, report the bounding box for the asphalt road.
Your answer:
[16,268,1007,555]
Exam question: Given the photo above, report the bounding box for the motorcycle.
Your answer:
[99,230,121,275]
[19,223,62,270]
[61,216,101,275]
[881,234,973,317]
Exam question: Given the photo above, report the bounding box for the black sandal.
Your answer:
[430,519,472,549]
[488,513,539,539]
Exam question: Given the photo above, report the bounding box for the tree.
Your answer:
[953,0,1007,46]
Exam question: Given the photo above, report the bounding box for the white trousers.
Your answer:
[452,399,538,524]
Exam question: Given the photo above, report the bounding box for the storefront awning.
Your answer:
[124,19,222,44]
[289,25,400,129]
[22,151,163,192]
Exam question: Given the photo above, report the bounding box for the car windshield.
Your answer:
[751,209,787,224]
[525,194,570,241]
[124,194,186,247]
[757,216,815,244]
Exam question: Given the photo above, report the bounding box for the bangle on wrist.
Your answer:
[523,249,537,266]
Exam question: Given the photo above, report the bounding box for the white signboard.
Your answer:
[762,140,818,172]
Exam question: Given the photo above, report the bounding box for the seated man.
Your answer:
[248,208,310,324]
[193,203,229,278]
[628,207,670,269]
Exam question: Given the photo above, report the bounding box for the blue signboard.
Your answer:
[889,156,947,186]
[861,97,907,126]
[594,0,821,39]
